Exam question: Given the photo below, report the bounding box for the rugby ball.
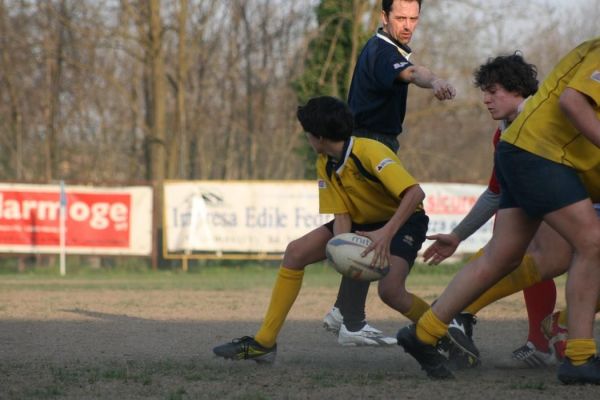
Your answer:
[326,233,389,282]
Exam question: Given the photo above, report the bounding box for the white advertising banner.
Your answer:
[164,181,492,256]
[0,183,153,255]
[422,183,493,254]
[164,181,331,253]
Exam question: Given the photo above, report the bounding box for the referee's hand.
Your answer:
[432,79,456,101]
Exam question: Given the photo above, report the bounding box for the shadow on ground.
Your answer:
[2,312,599,399]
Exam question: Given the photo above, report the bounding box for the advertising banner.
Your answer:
[421,183,493,252]
[164,181,492,257]
[0,183,153,255]
[164,181,331,254]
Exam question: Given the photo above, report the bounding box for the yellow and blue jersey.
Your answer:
[317,137,422,224]
[502,37,600,171]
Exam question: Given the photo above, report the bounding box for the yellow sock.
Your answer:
[403,294,431,323]
[464,254,541,314]
[565,339,597,366]
[254,266,304,348]
[416,309,448,346]
[558,310,568,327]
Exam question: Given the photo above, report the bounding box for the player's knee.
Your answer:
[481,250,522,276]
[573,225,600,259]
[578,237,600,261]
[470,260,512,286]
[282,239,306,267]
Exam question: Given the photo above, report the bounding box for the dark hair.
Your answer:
[382,0,422,14]
[474,52,538,97]
[297,96,353,141]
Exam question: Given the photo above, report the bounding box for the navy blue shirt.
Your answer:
[348,32,413,136]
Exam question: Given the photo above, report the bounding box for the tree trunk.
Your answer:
[147,0,167,218]
[42,1,66,182]
[0,0,24,179]
[172,0,188,179]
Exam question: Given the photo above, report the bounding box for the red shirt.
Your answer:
[487,128,501,194]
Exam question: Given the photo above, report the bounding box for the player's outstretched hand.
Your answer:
[431,79,456,101]
[422,232,461,265]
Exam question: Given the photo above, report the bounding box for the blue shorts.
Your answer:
[495,141,589,218]
[324,211,428,268]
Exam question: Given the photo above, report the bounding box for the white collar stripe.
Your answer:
[336,137,355,175]
[376,33,412,60]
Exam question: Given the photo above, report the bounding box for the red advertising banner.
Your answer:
[0,184,153,255]
[0,191,130,247]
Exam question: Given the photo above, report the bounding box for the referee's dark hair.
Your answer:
[474,52,538,98]
[297,96,354,141]
[383,0,422,14]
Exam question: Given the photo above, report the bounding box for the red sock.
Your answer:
[523,279,556,352]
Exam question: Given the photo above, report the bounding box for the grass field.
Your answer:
[0,260,474,288]
[1,263,597,400]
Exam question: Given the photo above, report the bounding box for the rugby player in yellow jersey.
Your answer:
[540,168,600,362]
[398,38,600,384]
[422,52,560,369]
[213,96,453,376]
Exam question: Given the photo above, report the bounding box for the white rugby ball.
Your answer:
[326,233,389,282]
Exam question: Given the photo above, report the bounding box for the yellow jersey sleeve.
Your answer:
[359,140,419,198]
[567,46,600,107]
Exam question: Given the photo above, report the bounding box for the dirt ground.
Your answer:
[1,285,599,399]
